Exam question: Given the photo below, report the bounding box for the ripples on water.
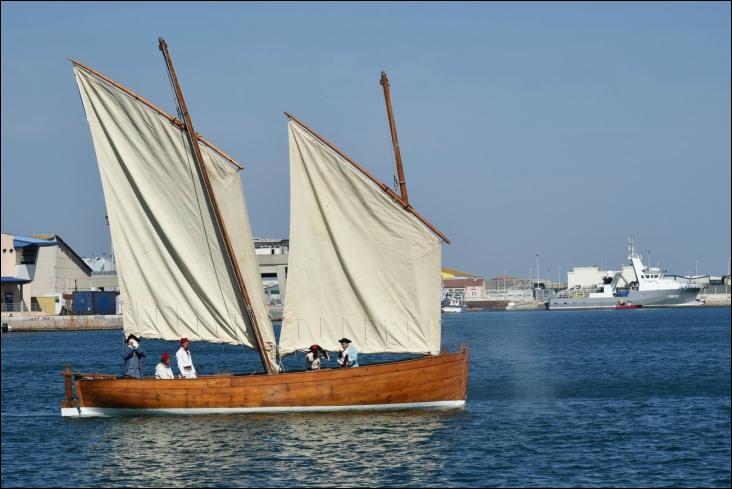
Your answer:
[1,308,730,487]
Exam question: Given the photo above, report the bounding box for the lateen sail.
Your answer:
[279,119,442,356]
[74,66,277,364]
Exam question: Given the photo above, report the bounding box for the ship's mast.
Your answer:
[380,71,409,204]
[158,38,277,375]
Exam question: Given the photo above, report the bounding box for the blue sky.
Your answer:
[2,2,730,279]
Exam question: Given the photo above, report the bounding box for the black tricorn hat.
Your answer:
[338,338,352,344]
[126,334,140,343]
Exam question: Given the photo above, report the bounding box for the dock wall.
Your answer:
[1,314,122,332]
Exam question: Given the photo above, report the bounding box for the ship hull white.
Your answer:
[61,400,466,417]
[441,306,464,313]
[548,289,702,310]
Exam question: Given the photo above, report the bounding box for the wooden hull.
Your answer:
[61,348,468,417]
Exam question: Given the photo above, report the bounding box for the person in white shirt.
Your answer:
[155,352,175,379]
[176,337,197,379]
[305,344,329,371]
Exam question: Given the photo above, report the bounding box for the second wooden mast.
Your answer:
[158,38,278,375]
[380,71,409,205]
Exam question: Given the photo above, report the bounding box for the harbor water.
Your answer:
[1,307,730,487]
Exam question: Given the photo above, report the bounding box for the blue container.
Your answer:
[72,291,118,315]
[72,291,94,315]
[93,291,117,315]
[617,290,630,297]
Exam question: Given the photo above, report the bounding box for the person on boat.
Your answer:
[305,344,329,370]
[121,334,146,378]
[176,337,197,379]
[337,338,359,368]
[155,352,175,379]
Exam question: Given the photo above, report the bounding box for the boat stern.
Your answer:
[60,365,86,417]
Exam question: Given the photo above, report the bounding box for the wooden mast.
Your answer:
[380,71,408,204]
[158,38,277,375]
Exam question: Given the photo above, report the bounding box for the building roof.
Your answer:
[443,277,485,288]
[32,234,92,274]
[12,235,57,248]
[1,276,32,284]
[441,267,479,279]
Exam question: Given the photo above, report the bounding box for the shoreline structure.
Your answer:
[3,299,730,333]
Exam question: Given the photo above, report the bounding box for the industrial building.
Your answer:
[1,233,92,314]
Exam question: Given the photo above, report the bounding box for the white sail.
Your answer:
[74,66,276,363]
[279,119,442,356]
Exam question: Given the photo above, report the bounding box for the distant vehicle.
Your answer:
[441,295,465,314]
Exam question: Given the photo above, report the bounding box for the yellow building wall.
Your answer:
[35,296,57,314]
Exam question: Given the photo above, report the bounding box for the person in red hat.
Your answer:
[305,344,329,371]
[155,352,174,379]
[176,337,197,379]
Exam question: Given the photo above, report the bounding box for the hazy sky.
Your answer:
[2,2,730,279]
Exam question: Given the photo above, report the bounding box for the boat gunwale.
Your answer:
[73,349,468,387]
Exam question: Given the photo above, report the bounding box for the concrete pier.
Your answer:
[1,314,122,332]
[698,293,732,307]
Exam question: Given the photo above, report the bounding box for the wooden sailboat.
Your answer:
[61,39,468,417]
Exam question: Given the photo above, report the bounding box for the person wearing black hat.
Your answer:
[337,338,359,368]
[121,334,146,378]
[305,344,329,371]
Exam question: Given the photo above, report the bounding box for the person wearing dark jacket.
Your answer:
[121,334,146,378]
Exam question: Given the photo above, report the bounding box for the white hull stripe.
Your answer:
[61,400,465,417]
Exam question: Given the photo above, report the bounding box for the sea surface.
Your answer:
[1,307,730,487]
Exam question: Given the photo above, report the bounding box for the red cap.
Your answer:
[161,352,170,362]
[180,337,189,345]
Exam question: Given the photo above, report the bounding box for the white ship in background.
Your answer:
[441,290,465,313]
[548,239,703,310]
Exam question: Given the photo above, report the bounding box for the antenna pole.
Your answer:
[380,71,409,204]
[158,38,277,375]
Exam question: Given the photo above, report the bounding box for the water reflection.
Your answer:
[89,410,463,487]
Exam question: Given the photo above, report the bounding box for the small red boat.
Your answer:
[614,303,642,310]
